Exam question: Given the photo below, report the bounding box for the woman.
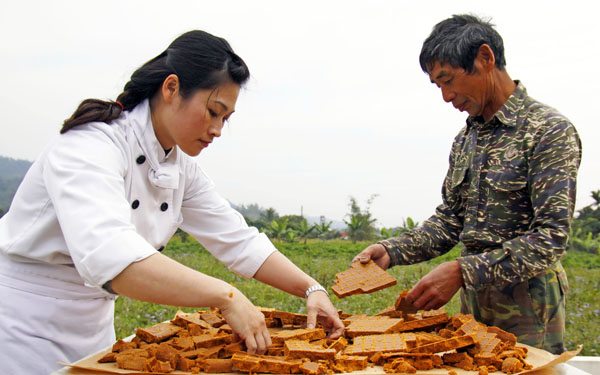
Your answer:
[0,30,344,374]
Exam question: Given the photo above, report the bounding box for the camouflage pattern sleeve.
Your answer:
[457,119,582,291]
[379,204,462,267]
[379,142,465,267]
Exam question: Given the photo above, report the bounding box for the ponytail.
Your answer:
[60,100,123,134]
[61,31,250,133]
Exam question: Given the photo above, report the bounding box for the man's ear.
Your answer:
[160,74,180,104]
[476,44,496,72]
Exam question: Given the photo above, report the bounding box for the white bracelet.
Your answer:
[305,284,329,299]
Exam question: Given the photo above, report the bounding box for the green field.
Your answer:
[114,237,600,355]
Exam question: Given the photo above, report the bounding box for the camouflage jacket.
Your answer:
[381,81,582,291]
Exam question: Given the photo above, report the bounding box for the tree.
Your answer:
[343,195,378,243]
[297,218,316,244]
[398,217,419,233]
[261,207,279,223]
[266,218,289,241]
[314,216,333,240]
[569,189,600,253]
[345,216,366,243]
[279,215,304,231]
[283,230,298,243]
[380,227,399,238]
[243,216,268,232]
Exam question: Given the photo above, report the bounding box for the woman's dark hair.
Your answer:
[419,14,506,75]
[61,30,249,133]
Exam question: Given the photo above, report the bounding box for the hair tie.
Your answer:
[115,101,124,111]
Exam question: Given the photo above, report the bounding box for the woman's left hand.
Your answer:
[306,291,344,339]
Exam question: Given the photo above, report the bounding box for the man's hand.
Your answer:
[352,243,391,270]
[406,260,464,311]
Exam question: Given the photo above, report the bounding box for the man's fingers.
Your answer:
[406,281,424,305]
[351,253,371,263]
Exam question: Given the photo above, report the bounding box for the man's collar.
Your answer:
[467,80,526,129]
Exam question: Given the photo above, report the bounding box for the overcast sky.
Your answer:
[1,0,598,228]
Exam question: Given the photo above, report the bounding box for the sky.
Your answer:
[1,0,598,228]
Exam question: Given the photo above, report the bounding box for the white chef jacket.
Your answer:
[0,99,276,372]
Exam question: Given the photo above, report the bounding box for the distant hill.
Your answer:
[0,156,32,213]
[233,202,346,231]
[0,157,348,229]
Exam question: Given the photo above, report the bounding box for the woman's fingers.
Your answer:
[244,334,258,354]
[220,288,271,354]
[306,291,345,338]
[253,329,268,355]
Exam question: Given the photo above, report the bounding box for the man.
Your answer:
[354,14,581,354]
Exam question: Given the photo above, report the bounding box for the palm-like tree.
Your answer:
[398,217,419,233]
[267,218,289,240]
[344,216,368,243]
[380,227,399,238]
[261,207,279,223]
[314,219,332,240]
[297,218,315,244]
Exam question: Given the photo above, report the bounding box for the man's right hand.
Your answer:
[352,243,391,270]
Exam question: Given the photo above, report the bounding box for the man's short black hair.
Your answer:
[419,14,506,74]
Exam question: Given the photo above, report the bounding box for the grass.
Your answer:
[114,237,599,356]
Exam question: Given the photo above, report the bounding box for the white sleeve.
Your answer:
[43,127,157,288]
[179,162,277,279]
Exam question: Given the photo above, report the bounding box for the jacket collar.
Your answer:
[467,80,526,130]
[128,99,180,189]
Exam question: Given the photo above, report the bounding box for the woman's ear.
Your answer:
[160,74,180,104]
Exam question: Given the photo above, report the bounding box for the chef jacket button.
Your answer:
[160,202,168,211]
[157,246,165,252]
[131,200,140,209]
[136,155,146,164]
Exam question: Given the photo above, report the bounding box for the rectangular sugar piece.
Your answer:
[334,355,368,372]
[414,332,445,346]
[422,306,447,318]
[284,340,337,360]
[376,305,405,318]
[270,328,326,345]
[394,290,419,314]
[410,334,476,353]
[200,358,234,373]
[343,333,409,356]
[331,260,397,298]
[231,352,302,373]
[346,317,405,337]
[199,310,226,327]
[171,309,211,328]
[395,314,450,332]
[300,361,328,375]
[135,322,182,343]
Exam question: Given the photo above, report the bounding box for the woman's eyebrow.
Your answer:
[214,100,229,112]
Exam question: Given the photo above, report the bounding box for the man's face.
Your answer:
[428,60,490,118]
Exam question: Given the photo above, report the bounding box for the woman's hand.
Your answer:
[218,287,272,354]
[352,243,391,269]
[305,291,344,339]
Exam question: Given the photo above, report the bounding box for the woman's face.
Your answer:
[154,79,240,156]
